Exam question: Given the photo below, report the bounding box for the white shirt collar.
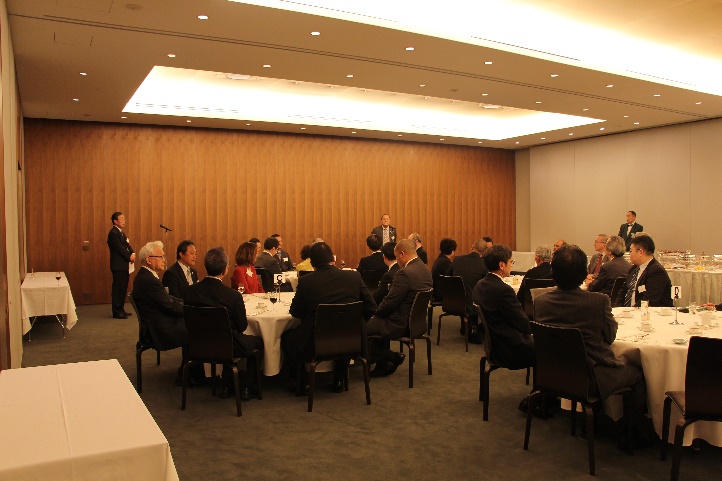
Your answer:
[142,265,159,279]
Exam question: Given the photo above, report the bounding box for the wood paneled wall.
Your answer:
[24,119,515,305]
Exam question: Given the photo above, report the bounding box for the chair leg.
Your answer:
[584,404,596,476]
[136,346,143,394]
[231,364,242,417]
[210,364,217,396]
[427,305,433,334]
[483,368,491,421]
[425,337,432,375]
[622,391,633,456]
[436,314,443,345]
[523,393,539,450]
[661,397,673,460]
[671,419,694,481]
[408,341,415,388]
[307,362,317,412]
[360,357,371,405]
[479,356,486,402]
[156,350,160,365]
[570,401,577,436]
[181,361,191,410]
[525,366,530,385]
[464,317,469,352]
[254,351,263,400]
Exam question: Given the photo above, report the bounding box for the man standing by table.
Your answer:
[283,242,376,392]
[616,234,672,307]
[107,211,135,319]
[372,214,396,245]
[618,210,643,251]
[162,240,199,298]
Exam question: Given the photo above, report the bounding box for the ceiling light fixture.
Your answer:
[653,94,661,97]
[263,64,271,68]
[167,54,176,58]
[696,102,702,104]
[440,138,444,141]
[569,133,573,136]
[398,134,402,137]
[541,137,545,140]
[347,74,354,78]
[515,141,520,144]
[419,84,425,87]
[583,108,589,111]
[478,141,483,143]
[623,115,629,118]
[197,15,208,20]
[121,116,127,119]
[301,127,306,130]
[634,122,640,125]
[599,127,605,130]
[606,84,613,88]
[245,123,251,126]
[72,98,79,102]
[550,74,558,78]
[351,131,356,134]
[186,120,191,122]
[79,72,87,76]
[484,61,493,65]
[535,101,541,104]
[311,31,320,36]
[481,93,489,96]
[405,47,414,51]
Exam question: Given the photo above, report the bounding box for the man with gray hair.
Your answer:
[516,245,553,304]
[587,236,632,298]
[449,239,489,343]
[408,233,428,264]
[587,234,610,278]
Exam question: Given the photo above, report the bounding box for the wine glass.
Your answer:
[340,260,346,269]
[237,285,245,295]
[55,272,61,285]
[269,290,278,310]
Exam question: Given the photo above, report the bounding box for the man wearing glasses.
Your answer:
[472,244,535,370]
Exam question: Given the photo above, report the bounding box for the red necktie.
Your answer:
[593,255,603,275]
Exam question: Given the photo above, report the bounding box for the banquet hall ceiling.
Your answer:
[7,0,722,149]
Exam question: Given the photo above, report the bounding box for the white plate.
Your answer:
[672,339,688,345]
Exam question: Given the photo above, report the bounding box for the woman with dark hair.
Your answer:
[295,245,313,272]
[232,242,265,293]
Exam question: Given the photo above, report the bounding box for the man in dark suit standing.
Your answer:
[371,214,396,245]
[516,245,553,304]
[184,246,264,399]
[284,242,377,392]
[587,236,632,298]
[472,245,534,370]
[618,210,644,251]
[107,211,135,319]
[374,242,399,305]
[450,239,489,342]
[357,234,387,275]
[431,237,457,301]
[162,240,199,299]
[616,234,672,307]
[367,239,433,377]
[408,233,428,264]
[534,245,646,439]
[271,234,294,271]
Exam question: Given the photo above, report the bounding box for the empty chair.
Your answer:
[474,303,530,421]
[661,336,722,481]
[181,305,263,417]
[129,293,161,394]
[436,276,469,351]
[530,287,555,302]
[427,274,444,333]
[522,278,556,320]
[610,277,627,307]
[306,301,371,412]
[254,267,273,292]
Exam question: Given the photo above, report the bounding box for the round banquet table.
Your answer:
[611,307,722,446]
[666,268,722,307]
[243,292,299,376]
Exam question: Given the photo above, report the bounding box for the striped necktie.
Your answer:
[624,266,639,307]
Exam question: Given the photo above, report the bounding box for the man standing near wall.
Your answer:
[618,211,643,251]
[372,214,396,245]
[107,211,135,319]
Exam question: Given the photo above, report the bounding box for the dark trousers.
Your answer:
[111,269,129,315]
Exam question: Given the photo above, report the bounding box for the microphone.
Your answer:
[160,224,173,232]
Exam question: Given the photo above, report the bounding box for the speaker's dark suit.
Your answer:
[516,261,553,304]
[472,274,534,370]
[534,288,644,400]
[416,246,428,265]
[357,251,387,275]
[162,261,199,299]
[131,267,187,351]
[449,251,488,318]
[374,262,400,305]
[431,254,453,301]
[284,264,376,364]
[588,256,631,298]
[371,225,396,243]
[615,258,673,307]
[618,222,644,250]
[183,277,262,357]
[107,226,134,316]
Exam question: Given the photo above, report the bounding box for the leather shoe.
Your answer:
[370,363,392,378]
[384,353,406,376]
[219,387,233,399]
[331,380,344,393]
[112,313,128,319]
[123,311,133,317]
[240,387,252,401]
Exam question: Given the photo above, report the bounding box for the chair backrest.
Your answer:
[530,286,555,302]
[440,276,466,316]
[298,270,313,277]
[313,301,365,360]
[531,321,591,401]
[361,269,385,289]
[183,305,235,362]
[255,267,273,292]
[523,278,556,319]
[408,289,433,339]
[128,293,154,348]
[684,336,722,417]
[473,303,495,364]
[610,277,627,307]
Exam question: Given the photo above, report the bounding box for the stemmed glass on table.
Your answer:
[237,285,245,295]
[55,272,61,285]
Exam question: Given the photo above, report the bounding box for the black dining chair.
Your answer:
[427,274,444,333]
[128,293,161,394]
[254,267,273,292]
[436,276,469,351]
[610,277,627,307]
[474,303,530,421]
[522,278,556,320]
[181,305,263,417]
[360,269,385,295]
[661,336,722,481]
[306,301,371,412]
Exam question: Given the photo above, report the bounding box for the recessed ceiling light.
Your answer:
[440,138,444,141]
[79,72,87,76]
[167,54,176,58]
[186,120,191,123]
[227,73,251,80]
[398,134,402,137]
[347,74,354,78]
[245,123,251,126]
[535,101,542,104]
[311,31,320,36]
[478,141,483,144]
[695,102,702,104]
[550,74,558,78]
[634,122,640,125]
[653,94,661,97]
[481,93,489,96]
[72,98,79,102]
[121,116,127,119]
[197,15,208,20]
[484,61,493,65]
[351,131,356,134]
[405,47,414,51]
[263,64,271,68]
[424,96,428,100]
[623,115,629,118]
[301,127,306,130]
[583,108,589,111]
[419,84,426,87]
[606,84,613,88]
[541,137,545,140]
[569,133,574,136]
[599,127,605,130]
[515,141,520,144]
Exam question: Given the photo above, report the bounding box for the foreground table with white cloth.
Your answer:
[20,271,78,335]
[611,307,722,446]
[243,292,299,376]
[0,359,179,481]
[666,268,722,307]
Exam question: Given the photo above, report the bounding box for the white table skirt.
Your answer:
[666,268,722,306]
[21,272,78,334]
[244,292,300,376]
[611,307,722,446]
[0,360,179,481]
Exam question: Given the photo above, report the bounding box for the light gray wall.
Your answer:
[515,149,531,251]
[516,117,722,256]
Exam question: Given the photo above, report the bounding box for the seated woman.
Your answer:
[232,242,265,293]
[295,245,313,272]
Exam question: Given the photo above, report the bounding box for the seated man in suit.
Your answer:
[483,236,493,248]
[374,242,399,305]
[587,236,632,298]
[552,239,567,253]
[254,237,292,292]
[472,244,534,370]
[616,234,673,307]
[619,210,644,251]
[408,233,428,264]
[162,240,199,298]
[371,214,396,245]
[284,242,376,392]
[449,239,489,343]
[431,237,457,301]
[586,234,610,280]
[367,239,433,377]
[357,234,387,275]
[516,244,554,305]
[534,245,646,441]
[131,241,190,383]
[184,246,264,399]
[271,234,294,271]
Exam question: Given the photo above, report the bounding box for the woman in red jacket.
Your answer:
[232,242,265,294]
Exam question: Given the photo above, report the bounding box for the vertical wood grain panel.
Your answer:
[24,119,515,305]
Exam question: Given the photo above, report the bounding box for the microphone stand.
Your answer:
[160,224,172,238]
[671,292,682,325]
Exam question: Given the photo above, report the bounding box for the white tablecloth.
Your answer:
[611,307,722,446]
[243,292,299,376]
[20,272,78,335]
[0,360,179,481]
[666,268,722,306]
